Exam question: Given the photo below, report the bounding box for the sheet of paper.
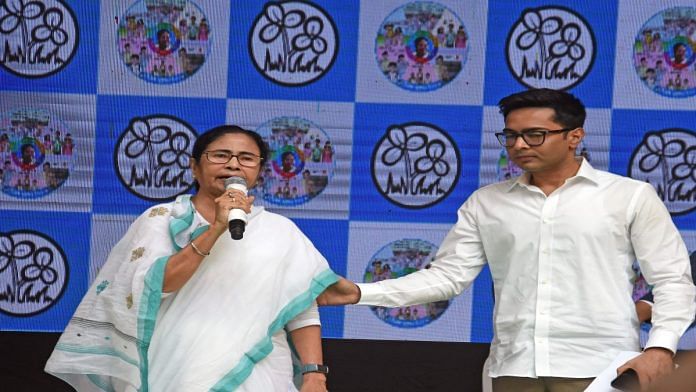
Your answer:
[584,351,642,391]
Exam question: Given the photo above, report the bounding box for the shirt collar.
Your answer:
[506,157,599,192]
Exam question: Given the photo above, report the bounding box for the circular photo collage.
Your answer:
[0,109,75,199]
[117,0,211,84]
[375,1,469,92]
[633,6,696,98]
[364,239,450,328]
[255,117,335,206]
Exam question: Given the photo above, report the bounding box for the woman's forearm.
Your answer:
[290,325,327,387]
[162,225,224,292]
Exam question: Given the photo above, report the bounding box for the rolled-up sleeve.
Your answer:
[286,301,321,331]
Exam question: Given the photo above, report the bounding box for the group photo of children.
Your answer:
[0,109,74,199]
[375,2,469,92]
[633,7,696,97]
[363,239,451,328]
[254,117,334,207]
[117,0,210,84]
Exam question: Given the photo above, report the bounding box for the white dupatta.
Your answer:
[45,195,338,391]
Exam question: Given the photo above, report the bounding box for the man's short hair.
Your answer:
[497,88,586,129]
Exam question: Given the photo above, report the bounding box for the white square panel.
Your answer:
[342,221,474,342]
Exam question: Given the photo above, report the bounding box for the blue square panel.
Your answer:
[93,94,226,214]
[610,109,696,229]
[228,0,359,102]
[0,210,91,331]
[292,217,348,338]
[0,1,100,94]
[483,0,618,108]
[351,103,482,223]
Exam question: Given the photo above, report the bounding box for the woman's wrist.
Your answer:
[209,222,227,237]
[302,372,327,382]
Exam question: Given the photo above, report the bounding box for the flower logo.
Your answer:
[249,0,338,86]
[628,128,696,216]
[506,6,595,90]
[372,122,460,209]
[115,115,196,201]
[0,230,68,316]
[0,0,79,78]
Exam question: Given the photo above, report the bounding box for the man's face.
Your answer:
[158,31,170,47]
[504,107,582,174]
[675,45,687,62]
[416,39,427,55]
[282,153,295,170]
[22,146,35,161]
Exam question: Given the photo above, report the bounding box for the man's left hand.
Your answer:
[616,347,674,390]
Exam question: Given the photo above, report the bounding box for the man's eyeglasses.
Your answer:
[204,150,263,167]
[495,128,575,147]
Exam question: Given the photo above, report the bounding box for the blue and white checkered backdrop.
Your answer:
[1,0,695,348]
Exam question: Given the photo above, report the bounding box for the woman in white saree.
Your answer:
[45,125,338,392]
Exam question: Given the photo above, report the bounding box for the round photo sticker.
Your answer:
[0,109,75,199]
[375,1,469,92]
[364,239,450,328]
[495,149,523,182]
[255,117,335,206]
[633,7,696,98]
[116,0,211,84]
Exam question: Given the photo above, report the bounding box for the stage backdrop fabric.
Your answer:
[1,0,695,349]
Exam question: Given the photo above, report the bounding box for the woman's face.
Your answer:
[191,133,262,197]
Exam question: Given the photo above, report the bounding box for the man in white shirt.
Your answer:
[318,89,696,391]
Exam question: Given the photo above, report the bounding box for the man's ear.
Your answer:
[568,127,585,149]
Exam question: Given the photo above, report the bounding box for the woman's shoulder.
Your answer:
[255,208,304,233]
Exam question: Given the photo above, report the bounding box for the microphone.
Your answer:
[224,176,248,240]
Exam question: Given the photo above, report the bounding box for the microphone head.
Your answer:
[224,176,247,191]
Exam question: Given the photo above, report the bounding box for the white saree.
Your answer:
[45,195,338,392]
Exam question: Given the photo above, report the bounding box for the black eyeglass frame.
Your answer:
[203,150,264,167]
[494,128,575,147]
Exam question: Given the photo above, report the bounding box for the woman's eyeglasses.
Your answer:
[204,150,263,167]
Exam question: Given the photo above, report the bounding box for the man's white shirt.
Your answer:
[358,159,695,378]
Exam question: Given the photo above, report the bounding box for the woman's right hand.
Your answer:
[210,189,255,235]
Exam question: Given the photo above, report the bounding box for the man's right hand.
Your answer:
[317,277,361,306]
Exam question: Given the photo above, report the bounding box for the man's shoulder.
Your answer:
[461,180,517,207]
[592,168,650,190]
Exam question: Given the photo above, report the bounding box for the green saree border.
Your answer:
[210,269,339,392]
[136,255,169,392]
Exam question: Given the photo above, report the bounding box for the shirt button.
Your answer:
[542,249,550,254]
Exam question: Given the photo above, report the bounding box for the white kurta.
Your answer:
[45,195,338,392]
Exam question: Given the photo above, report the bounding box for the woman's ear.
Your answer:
[190,157,199,180]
